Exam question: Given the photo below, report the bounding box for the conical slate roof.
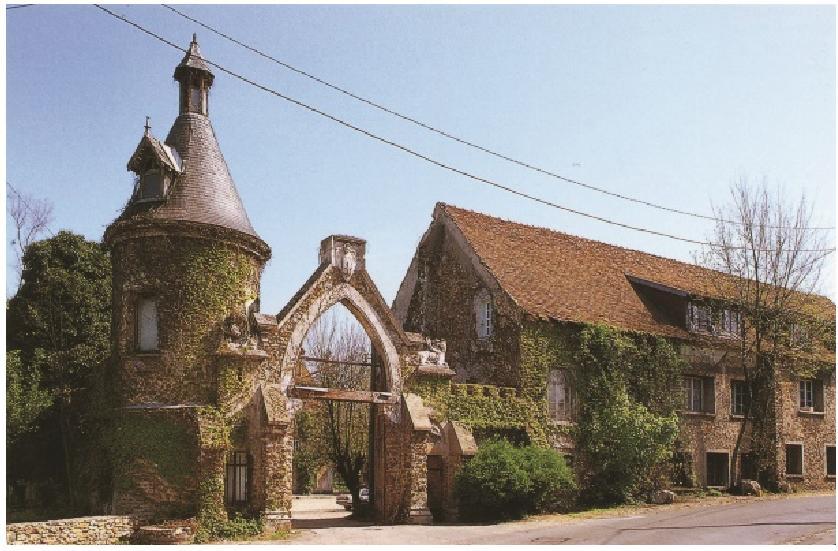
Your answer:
[161,113,258,236]
[116,114,259,238]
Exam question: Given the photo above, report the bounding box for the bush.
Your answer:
[454,439,576,521]
[519,445,577,513]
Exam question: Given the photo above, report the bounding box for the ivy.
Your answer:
[110,413,195,492]
[571,324,682,505]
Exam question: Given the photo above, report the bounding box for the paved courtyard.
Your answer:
[286,494,835,545]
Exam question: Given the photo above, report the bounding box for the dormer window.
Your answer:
[139,169,165,200]
[687,301,740,338]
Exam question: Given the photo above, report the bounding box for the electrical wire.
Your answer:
[161,3,834,232]
[92,5,836,254]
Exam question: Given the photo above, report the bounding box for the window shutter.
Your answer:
[702,377,715,414]
[814,380,824,412]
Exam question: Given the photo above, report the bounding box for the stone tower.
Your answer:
[103,36,271,522]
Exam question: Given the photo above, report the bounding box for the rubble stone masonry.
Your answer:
[6,516,134,545]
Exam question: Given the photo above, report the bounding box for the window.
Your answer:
[785,444,803,476]
[189,86,207,115]
[706,452,729,487]
[139,169,164,200]
[687,303,713,333]
[740,452,757,481]
[225,451,249,506]
[136,297,159,352]
[687,302,740,338]
[826,447,835,478]
[799,379,824,412]
[475,290,493,338]
[683,376,714,413]
[547,370,573,421]
[719,308,741,337]
[731,380,748,416]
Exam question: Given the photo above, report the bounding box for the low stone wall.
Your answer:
[6,515,134,545]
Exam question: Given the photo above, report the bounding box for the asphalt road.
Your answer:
[288,494,835,545]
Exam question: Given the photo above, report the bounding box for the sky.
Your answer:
[6,4,836,313]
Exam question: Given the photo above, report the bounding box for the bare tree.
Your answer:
[700,178,833,489]
[303,307,372,512]
[7,183,53,287]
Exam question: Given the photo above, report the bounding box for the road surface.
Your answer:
[288,494,835,545]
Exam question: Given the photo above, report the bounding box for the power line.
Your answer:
[161,4,834,233]
[6,4,34,10]
[92,5,835,255]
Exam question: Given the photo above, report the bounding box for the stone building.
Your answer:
[393,203,836,499]
[104,36,833,535]
[104,38,446,533]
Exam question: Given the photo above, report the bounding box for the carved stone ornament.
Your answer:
[341,243,357,280]
[418,338,447,367]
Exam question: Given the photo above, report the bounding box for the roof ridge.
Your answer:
[437,202,709,273]
[437,202,834,308]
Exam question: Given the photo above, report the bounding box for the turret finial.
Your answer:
[192,33,197,44]
[144,116,151,136]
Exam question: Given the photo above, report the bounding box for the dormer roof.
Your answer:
[126,132,183,174]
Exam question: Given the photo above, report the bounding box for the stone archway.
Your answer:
[249,235,438,530]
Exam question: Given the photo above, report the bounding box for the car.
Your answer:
[336,494,352,510]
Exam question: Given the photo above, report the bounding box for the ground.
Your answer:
[261,493,836,545]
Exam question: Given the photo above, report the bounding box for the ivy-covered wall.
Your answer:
[110,226,263,405]
[107,221,267,526]
[111,409,200,522]
[410,320,577,450]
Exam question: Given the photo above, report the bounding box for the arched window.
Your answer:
[136,297,159,352]
[474,289,493,338]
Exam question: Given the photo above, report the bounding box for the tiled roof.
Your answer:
[118,113,260,239]
[440,203,834,338]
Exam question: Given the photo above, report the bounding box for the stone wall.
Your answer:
[6,516,134,545]
[678,345,753,487]
[776,367,836,489]
[399,222,522,387]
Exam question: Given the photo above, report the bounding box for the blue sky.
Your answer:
[6,4,836,311]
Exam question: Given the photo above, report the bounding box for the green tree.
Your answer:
[572,325,681,505]
[6,231,111,511]
[6,350,52,445]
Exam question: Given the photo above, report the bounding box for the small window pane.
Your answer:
[137,298,159,352]
[827,447,836,477]
[683,376,703,412]
[731,381,747,416]
[800,380,814,409]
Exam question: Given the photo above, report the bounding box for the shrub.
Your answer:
[454,439,576,521]
[519,445,577,513]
